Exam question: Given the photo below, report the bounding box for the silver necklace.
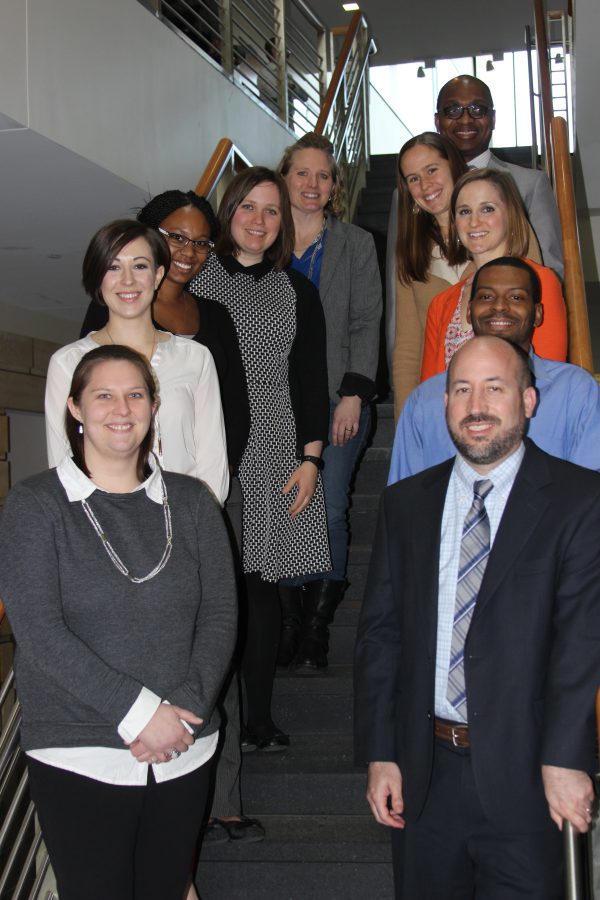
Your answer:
[305,218,326,282]
[81,474,173,583]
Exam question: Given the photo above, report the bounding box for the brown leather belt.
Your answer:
[434,718,470,748]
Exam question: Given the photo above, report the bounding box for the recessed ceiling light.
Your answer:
[343,3,360,11]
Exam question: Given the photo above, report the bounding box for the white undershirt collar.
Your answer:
[56,453,163,505]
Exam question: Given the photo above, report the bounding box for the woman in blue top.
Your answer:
[276,133,382,672]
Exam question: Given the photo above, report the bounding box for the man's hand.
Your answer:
[366,761,406,829]
[542,765,595,832]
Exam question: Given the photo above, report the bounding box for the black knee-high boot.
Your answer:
[295,579,347,673]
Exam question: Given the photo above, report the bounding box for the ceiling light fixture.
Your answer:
[342,2,360,10]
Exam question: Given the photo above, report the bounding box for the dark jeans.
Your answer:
[285,400,371,584]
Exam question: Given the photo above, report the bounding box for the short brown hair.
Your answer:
[277,132,345,218]
[66,344,158,482]
[82,219,170,306]
[216,167,294,271]
[447,168,529,266]
[396,132,468,284]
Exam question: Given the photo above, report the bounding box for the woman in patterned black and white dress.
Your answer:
[190,167,330,751]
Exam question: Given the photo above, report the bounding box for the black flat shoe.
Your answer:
[240,730,258,753]
[217,816,266,843]
[256,730,290,752]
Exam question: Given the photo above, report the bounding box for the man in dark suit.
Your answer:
[354,335,599,898]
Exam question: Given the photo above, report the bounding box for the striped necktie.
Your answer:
[447,479,494,717]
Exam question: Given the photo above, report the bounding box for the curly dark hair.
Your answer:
[137,190,219,239]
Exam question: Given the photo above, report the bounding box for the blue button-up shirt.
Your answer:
[389,352,600,484]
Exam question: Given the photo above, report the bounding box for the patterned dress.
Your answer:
[192,254,331,583]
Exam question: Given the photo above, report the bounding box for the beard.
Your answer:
[447,413,527,467]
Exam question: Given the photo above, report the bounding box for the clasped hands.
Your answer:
[127,703,202,765]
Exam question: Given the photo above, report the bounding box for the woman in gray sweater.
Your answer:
[0,345,237,900]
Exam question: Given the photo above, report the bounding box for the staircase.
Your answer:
[195,401,395,900]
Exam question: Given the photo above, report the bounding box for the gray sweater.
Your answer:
[0,469,237,751]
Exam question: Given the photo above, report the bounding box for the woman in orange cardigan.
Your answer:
[420,168,566,381]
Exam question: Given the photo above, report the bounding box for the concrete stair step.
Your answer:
[272,688,352,734]
[196,858,394,900]
[198,813,389,861]
[239,771,365,815]
[273,666,353,696]
[349,495,379,546]
[354,212,388,235]
[353,447,391,495]
[243,732,356,774]
[368,153,397,173]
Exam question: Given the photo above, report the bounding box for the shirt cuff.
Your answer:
[117,688,162,744]
[338,372,377,402]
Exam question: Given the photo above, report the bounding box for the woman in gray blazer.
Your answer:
[277,133,382,672]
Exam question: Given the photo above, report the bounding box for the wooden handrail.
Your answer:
[551,117,594,372]
[194,138,250,199]
[533,0,554,176]
[315,10,362,135]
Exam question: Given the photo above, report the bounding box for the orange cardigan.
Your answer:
[419,259,567,382]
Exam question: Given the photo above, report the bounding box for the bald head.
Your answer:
[445,336,537,473]
[435,76,496,162]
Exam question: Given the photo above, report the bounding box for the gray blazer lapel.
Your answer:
[319,217,346,301]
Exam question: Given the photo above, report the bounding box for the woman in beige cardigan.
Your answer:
[392,133,469,417]
[391,132,541,417]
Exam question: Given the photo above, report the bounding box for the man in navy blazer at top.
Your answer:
[354,335,600,899]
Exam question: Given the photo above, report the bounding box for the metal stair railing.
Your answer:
[532,0,594,374]
[0,602,56,899]
[315,11,376,223]
[139,0,327,133]
[189,12,375,226]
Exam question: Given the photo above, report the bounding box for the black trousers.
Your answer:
[241,572,281,737]
[28,756,212,900]
[391,739,564,899]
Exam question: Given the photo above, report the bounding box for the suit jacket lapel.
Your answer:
[411,461,453,648]
[319,217,345,301]
[474,441,551,618]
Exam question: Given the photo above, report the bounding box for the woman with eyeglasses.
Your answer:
[79,191,250,472]
[46,218,229,510]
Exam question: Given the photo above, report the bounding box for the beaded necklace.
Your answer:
[81,473,173,583]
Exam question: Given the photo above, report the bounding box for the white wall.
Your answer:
[0,0,293,193]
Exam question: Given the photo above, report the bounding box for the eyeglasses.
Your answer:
[158,227,214,254]
[441,103,492,120]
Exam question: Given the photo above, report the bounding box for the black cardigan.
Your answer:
[79,296,251,470]
[204,255,330,454]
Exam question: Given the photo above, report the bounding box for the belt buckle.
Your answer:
[451,725,461,747]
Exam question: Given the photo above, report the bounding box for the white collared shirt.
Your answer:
[468,148,493,169]
[27,456,217,785]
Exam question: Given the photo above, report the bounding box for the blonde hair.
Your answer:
[277,132,345,218]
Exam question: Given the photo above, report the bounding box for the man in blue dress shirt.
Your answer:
[388,257,600,483]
